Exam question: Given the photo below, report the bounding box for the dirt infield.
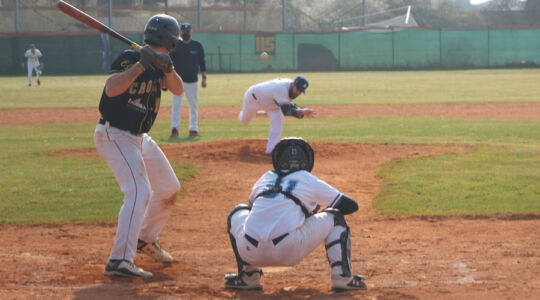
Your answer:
[2,102,540,126]
[1,105,539,299]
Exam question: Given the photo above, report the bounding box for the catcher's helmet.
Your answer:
[272,137,314,175]
[143,14,180,51]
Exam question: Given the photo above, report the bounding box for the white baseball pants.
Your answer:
[230,209,349,276]
[238,90,284,154]
[27,61,40,85]
[94,123,180,262]
[171,81,199,132]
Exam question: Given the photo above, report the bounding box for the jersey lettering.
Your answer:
[129,82,138,94]
[138,82,147,94]
[128,80,155,95]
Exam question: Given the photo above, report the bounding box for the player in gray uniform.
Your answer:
[225,137,367,291]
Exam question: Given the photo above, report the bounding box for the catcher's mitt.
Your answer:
[280,103,307,119]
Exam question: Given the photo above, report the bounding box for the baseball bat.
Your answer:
[56,0,142,51]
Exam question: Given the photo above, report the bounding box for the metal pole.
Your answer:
[243,0,247,31]
[487,26,490,68]
[282,0,286,32]
[198,0,202,29]
[239,34,242,72]
[391,26,395,68]
[105,0,113,72]
[362,0,366,26]
[108,0,112,27]
[338,30,341,70]
[439,28,442,67]
[15,0,20,33]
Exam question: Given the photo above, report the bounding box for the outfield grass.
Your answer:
[1,70,539,224]
[2,69,540,109]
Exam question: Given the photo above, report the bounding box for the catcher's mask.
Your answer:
[272,137,314,175]
[143,14,180,52]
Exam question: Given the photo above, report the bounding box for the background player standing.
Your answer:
[94,14,183,278]
[225,137,367,291]
[22,43,42,86]
[238,76,314,154]
[169,22,207,137]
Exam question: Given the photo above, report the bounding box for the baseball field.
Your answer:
[0,70,539,299]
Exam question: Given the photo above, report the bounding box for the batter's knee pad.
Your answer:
[227,204,251,274]
[324,208,352,277]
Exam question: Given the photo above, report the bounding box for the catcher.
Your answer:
[225,137,367,291]
[238,76,314,154]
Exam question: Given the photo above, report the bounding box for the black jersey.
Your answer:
[169,40,206,83]
[99,50,164,134]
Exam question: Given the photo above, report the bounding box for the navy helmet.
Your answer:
[294,76,309,94]
[143,14,180,51]
[180,23,192,32]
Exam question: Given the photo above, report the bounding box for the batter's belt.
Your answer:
[99,117,140,135]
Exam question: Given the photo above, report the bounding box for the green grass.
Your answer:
[2,69,540,109]
[374,146,540,215]
[0,124,197,224]
[1,70,540,223]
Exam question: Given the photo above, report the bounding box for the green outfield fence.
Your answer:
[2,27,540,75]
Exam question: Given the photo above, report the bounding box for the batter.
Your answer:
[94,14,183,279]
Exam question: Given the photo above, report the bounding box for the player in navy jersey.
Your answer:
[95,14,183,279]
[169,22,207,137]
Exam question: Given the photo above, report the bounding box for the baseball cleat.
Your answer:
[189,130,201,137]
[104,259,153,278]
[137,239,173,263]
[170,128,179,137]
[331,274,367,292]
[37,79,40,85]
[224,271,263,290]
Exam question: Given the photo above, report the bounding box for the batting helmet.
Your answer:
[272,137,315,175]
[143,14,180,51]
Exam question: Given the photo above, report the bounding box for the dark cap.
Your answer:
[180,23,192,32]
[294,76,309,93]
[30,43,36,48]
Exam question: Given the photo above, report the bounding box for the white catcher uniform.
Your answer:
[226,137,366,291]
[229,171,354,277]
[24,48,42,86]
[238,78,296,154]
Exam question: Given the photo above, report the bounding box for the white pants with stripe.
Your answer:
[27,61,40,85]
[229,209,349,276]
[238,89,284,154]
[171,81,199,132]
[94,123,180,262]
